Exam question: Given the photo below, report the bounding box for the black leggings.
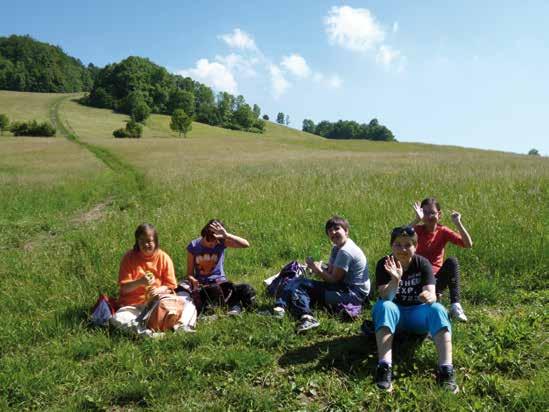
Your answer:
[435,257,461,304]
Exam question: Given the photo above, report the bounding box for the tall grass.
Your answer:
[0,91,547,410]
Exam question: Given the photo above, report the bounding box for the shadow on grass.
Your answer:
[278,331,427,378]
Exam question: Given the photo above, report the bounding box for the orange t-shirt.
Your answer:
[414,225,465,274]
[118,249,177,307]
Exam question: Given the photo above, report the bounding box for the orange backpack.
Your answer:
[146,294,185,332]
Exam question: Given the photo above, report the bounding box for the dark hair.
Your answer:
[325,215,350,234]
[133,223,159,252]
[201,219,225,241]
[420,197,441,212]
[390,225,418,246]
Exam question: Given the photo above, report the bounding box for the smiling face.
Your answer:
[137,230,157,256]
[327,224,349,247]
[391,234,416,264]
[422,203,441,225]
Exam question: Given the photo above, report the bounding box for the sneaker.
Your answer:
[296,314,320,333]
[450,303,468,322]
[437,365,459,394]
[272,306,285,318]
[227,304,242,316]
[375,363,393,391]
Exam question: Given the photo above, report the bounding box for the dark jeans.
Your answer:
[277,277,365,319]
[435,257,461,304]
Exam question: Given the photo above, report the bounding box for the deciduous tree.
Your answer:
[170,109,192,137]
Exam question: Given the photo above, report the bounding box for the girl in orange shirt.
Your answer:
[111,223,178,329]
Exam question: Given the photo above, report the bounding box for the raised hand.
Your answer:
[209,221,228,239]
[451,210,461,225]
[413,201,424,222]
[384,255,403,282]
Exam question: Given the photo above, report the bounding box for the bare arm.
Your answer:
[210,221,250,248]
[306,257,345,283]
[224,233,250,248]
[451,211,473,248]
[419,284,437,304]
[186,251,199,289]
[120,275,153,295]
[378,278,400,300]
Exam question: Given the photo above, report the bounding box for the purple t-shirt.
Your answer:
[187,237,227,284]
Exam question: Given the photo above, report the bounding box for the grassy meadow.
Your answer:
[0,91,547,411]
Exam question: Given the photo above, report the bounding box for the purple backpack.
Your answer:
[267,261,306,298]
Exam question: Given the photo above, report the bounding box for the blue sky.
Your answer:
[2,0,548,154]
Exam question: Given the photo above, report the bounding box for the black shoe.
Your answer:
[437,365,459,394]
[375,363,393,391]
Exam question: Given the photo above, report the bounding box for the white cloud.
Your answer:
[324,6,405,70]
[324,6,385,52]
[280,53,311,78]
[312,72,342,88]
[218,28,257,51]
[376,45,401,66]
[178,59,237,94]
[215,53,259,77]
[269,64,290,99]
[326,74,342,88]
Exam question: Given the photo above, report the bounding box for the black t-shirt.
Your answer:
[375,254,435,306]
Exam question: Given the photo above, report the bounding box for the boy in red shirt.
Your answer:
[411,198,473,321]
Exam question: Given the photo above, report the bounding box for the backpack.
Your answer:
[266,260,306,298]
[193,281,235,313]
[146,294,185,332]
[90,294,118,326]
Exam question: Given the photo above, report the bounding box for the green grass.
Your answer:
[0,91,548,411]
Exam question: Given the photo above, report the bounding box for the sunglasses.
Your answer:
[391,226,416,237]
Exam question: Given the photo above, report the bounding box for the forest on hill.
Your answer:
[0,35,95,93]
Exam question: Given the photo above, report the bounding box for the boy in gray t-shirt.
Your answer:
[277,216,370,333]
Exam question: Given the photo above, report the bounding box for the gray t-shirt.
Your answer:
[329,238,370,297]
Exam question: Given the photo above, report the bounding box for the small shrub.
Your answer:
[10,120,56,137]
[112,120,142,138]
[113,128,128,138]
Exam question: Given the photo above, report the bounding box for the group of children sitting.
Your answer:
[109,197,473,393]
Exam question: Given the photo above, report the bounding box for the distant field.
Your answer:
[0,91,547,411]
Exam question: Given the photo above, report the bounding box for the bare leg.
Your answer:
[433,329,452,366]
[375,326,394,364]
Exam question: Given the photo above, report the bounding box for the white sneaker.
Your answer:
[450,303,468,322]
[272,306,286,318]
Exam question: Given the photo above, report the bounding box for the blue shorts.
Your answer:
[372,300,451,337]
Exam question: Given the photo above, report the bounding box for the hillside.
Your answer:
[0,90,548,410]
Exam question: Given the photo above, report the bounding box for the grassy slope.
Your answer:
[0,91,548,411]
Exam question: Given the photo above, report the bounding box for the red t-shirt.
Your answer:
[414,225,465,274]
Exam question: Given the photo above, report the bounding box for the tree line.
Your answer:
[302,118,395,141]
[0,35,95,93]
[84,56,265,134]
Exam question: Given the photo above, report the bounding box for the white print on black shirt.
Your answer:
[397,272,422,303]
